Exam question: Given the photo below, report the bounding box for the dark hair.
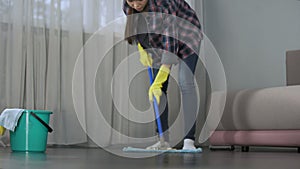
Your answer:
[124,8,136,45]
[124,1,149,45]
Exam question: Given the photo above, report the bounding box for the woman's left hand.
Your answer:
[148,65,170,104]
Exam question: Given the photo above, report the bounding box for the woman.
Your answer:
[123,0,203,150]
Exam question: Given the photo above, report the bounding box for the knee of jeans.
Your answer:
[179,82,196,94]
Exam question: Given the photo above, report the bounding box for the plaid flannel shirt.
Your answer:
[123,0,203,65]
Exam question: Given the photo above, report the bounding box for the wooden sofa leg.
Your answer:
[209,145,235,151]
[230,145,235,151]
[241,146,249,152]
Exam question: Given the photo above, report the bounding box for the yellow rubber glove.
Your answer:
[0,126,6,136]
[148,65,170,104]
[137,43,153,67]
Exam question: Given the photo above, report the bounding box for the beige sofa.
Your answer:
[209,50,300,152]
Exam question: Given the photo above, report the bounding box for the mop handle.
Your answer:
[147,67,164,139]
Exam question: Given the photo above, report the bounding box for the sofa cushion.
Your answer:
[217,85,300,130]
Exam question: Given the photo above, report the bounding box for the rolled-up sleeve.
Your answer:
[161,52,179,65]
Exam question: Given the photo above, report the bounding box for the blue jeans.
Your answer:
[153,53,199,141]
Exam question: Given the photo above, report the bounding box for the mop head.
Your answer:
[123,147,202,153]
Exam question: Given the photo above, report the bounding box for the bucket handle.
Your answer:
[30,112,53,133]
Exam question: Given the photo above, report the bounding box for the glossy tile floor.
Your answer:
[0,146,300,169]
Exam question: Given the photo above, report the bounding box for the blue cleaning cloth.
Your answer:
[0,108,24,132]
[123,147,202,153]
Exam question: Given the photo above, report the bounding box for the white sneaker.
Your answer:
[146,141,171,150]
[182,139,196,150]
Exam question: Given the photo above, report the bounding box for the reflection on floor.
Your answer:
[0,146,299,169]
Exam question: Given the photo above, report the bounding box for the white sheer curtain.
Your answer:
[0,0,203,146]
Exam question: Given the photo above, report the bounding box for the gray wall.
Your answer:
[204,0,300,91]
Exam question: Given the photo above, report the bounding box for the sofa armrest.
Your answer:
[286,50,300,85]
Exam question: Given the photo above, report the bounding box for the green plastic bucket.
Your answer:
[10,110,53,152]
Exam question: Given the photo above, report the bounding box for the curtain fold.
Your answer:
[0,0,203,146]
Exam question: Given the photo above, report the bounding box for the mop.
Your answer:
[123,67,202,153]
